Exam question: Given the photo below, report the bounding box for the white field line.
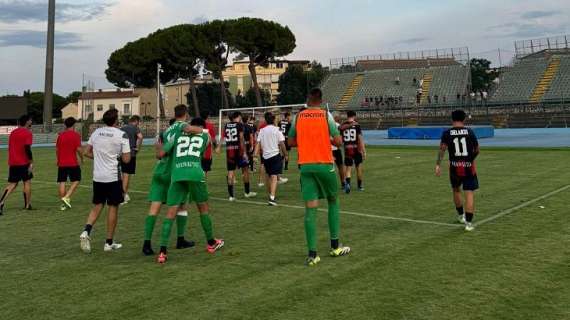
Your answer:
[34,180,459,228]
[474,184,570,227]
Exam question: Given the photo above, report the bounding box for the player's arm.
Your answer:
[76,145,84,164]
[182,123,205,135]
[328,114,342,148]
[155,137,165,160]
[358,134,366,160]
[470,130,480,160]
[435,142,447,177]
[121,133,132,164]
[84,144,94,159]
[238,131,247,158]
[136,129,143,153]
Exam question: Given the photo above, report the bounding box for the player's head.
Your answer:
[200,110,210,120]
[129,115,141,126]
[169,118,176,126]
[346,110,357,120]
[242,114,250,123]
[307,88,323,106]
[102,109,119,127]
[174,104,188,120]
[451,109,466,124]
[229,111,242,122]
[18,114,32,127]
[264,112,276,125]
[64,117,77,129]
[190,117,206,128]
[283,112,291,120]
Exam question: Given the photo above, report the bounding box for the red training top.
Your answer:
[204,121,216,160]
[8,127,33,166]
[56,129,82,167]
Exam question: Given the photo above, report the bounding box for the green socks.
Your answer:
[160,218,175,247]
[144,215,157,241]
[176,211,188,237]
[304,207,318,252]
[199,213,214,241]
[327,197,340,241]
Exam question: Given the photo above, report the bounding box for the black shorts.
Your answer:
[201,158,213,172]
[57,166,81,183]
[332,149,343,167]
[121,156,137,175]
[8,165,33,183]
[344,152,363,167]
[284,138,292,151]
[226,149,248,171]
[263,155,283,176]
[450,173,479,191]
[93,181,124,206]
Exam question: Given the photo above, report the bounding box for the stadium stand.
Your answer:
[543,55,570,102]
[321,73,357,107]
[490,57,549,103]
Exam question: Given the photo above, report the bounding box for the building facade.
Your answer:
[223,60,310,101]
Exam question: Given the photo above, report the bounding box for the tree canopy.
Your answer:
[470,58,498,92]
[277,62,328,105]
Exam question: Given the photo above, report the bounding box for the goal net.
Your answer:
[217,104,307,141]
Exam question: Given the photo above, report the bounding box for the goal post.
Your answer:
[217,104,307,141]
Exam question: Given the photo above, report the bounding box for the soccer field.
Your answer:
[0,146,568,320]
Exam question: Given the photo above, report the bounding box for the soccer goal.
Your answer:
[217,104,307,139]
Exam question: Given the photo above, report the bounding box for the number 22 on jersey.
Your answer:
[176,136,204,157]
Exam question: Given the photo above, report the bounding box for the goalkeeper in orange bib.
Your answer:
[288,88,351,266]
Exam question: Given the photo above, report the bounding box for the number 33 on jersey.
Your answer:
[163,121,210,183]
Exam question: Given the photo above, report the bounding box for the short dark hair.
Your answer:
[169,118,176,126]
[308,88,323,101]
[264,112,275,125]
[347,110,357,118]
[200,110,210,120]
[129,115,141,123]
[229,111,241,121]
[174,104,188,118]
[18,115,31,126]
[102,109,119,126]
[190,117,206,128]
[64,117,77,128]
[242,114,250,122]
[283,112,291,118]
[452,110,466,122]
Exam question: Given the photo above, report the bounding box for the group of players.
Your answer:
[0,88,480,266]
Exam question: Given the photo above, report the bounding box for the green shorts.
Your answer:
[166,180,209,206]
[148,174,170,203]
[299,164,339,201]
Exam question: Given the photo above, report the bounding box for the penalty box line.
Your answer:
[34,180,459,228]
[474,184,570,227]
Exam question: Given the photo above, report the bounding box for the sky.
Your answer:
[0,0,569,95]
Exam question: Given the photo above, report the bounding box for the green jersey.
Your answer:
[163,122,209,183]
[151,131,170,179]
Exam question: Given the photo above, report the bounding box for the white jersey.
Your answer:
[257,124,285,160]
[88,126,130,183]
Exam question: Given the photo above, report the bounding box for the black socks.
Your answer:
[331,239,339,250]
[465,212,474,222]
[84,224,93,235]
[245,183,250,194]
[456,206,464,216]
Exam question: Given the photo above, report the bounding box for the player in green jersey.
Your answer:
[141,116,201,256]
[156,114,224,264]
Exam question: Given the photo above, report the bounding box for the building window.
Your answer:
[85,105,92,113]
[97,104,103,111]
[123,104,130,115]
[109,104,115,110]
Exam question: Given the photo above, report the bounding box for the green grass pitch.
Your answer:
[0,146,568,320]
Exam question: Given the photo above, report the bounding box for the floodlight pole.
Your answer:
[43,0,55,131]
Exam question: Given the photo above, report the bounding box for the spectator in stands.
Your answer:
[427,96,432,104]
[482,91,488,100]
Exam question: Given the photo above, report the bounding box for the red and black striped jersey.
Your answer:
[440,127,479,177]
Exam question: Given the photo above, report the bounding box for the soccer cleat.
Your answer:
[121,194,131,205]
[344,183,351,194]
[104,242,123,252]
[258,182,265,187]
[306,256,321,267]
[176,238,196,249]
[61,197,72,209]
[244,192,257,198]
[268,198,277,206]
[60,204,67,211]
[142,245,155,256]
[80,231,91,253]
[157,252,168,264]
[229,197,236,202]
[457,214,466,224]
[207,239,225,253]
[358,187,365,192]
[330,245,351,257]
[465,222,475,232]
[278,177,289,184]
[23,205,33,210]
